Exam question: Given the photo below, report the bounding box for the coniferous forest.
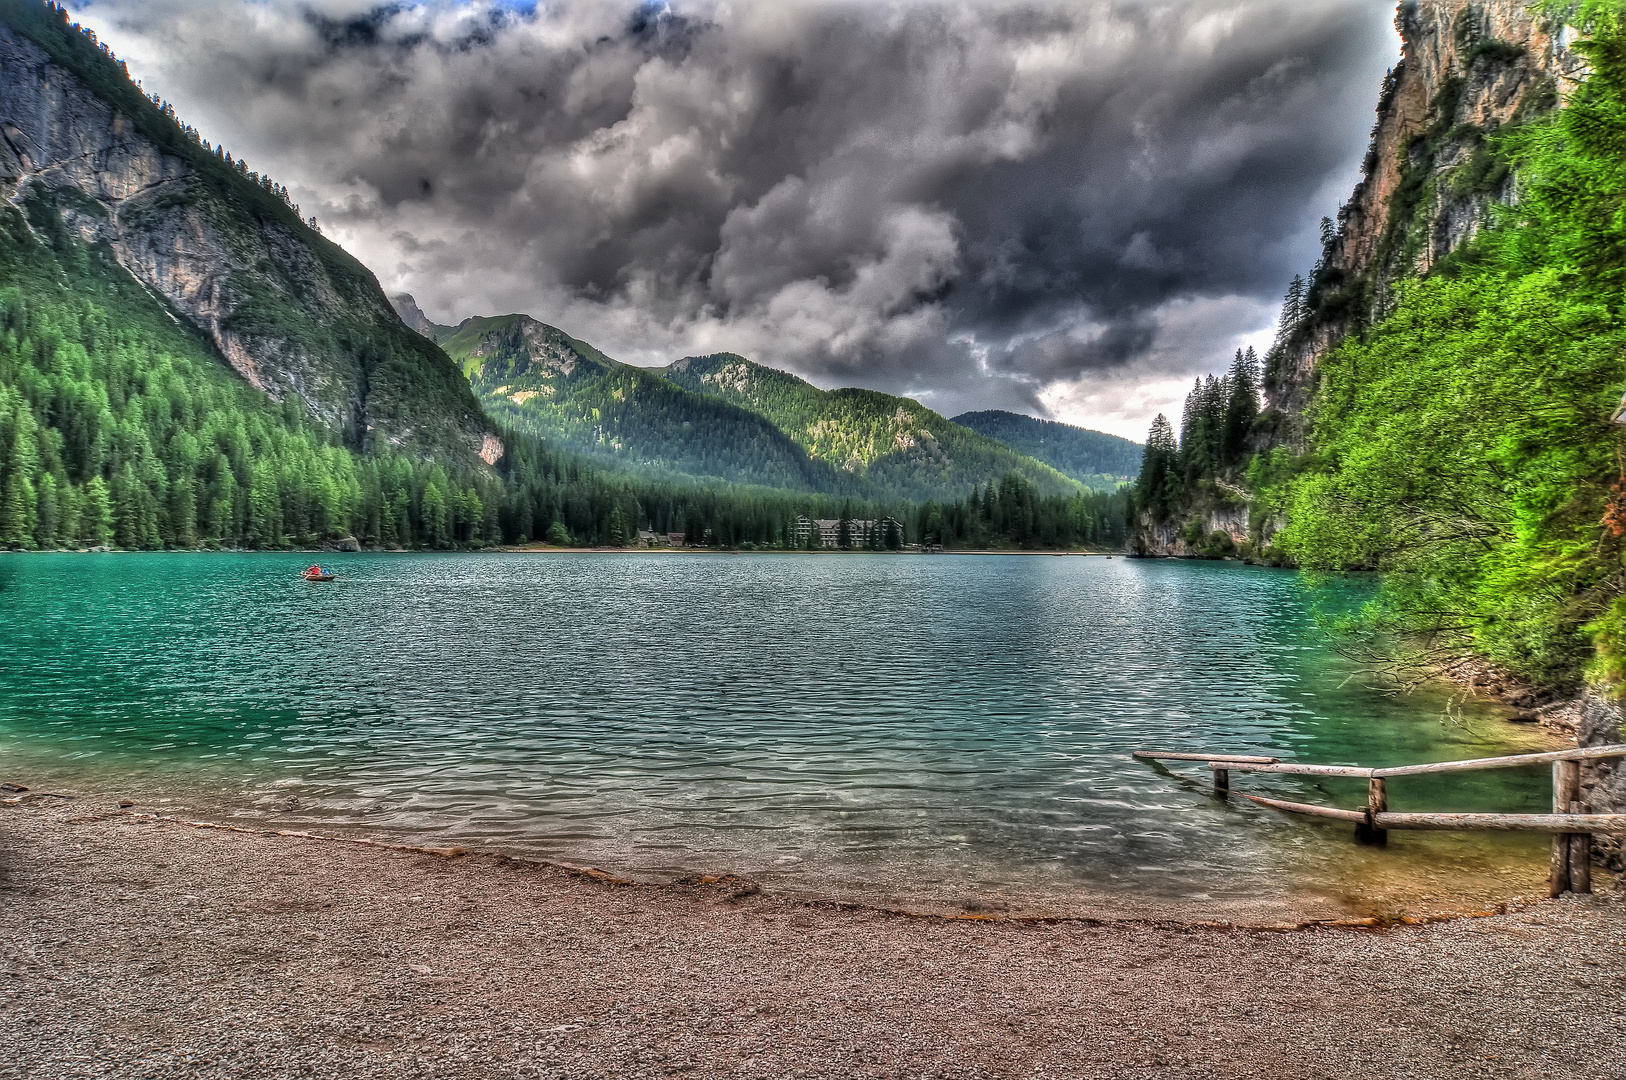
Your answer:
[0,189,1127,552]
[1132,347,1261,525]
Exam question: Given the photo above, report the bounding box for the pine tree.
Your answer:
[1223,347,1261,468]
[422,479,449,548]
[0,474,29,548]
[1136,413,1180,521]
[1275,275,1308,349]
[81,477,113,546]
[35,473,58,548]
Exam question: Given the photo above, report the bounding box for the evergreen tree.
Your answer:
[81,477,113,546]
[1222,347,1261,467]
[35,472,58,547]
[1275,275,1308,349]
[1136,414,1180,521]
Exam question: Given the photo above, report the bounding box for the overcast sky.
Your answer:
[72,0,1399,440]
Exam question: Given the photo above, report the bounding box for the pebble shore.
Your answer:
[2,797,1624,1079]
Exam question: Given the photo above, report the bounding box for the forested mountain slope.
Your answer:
[663,353,1081,501]
[434,314,847,492]
[0,1,489,463]
[950,411,1141,489]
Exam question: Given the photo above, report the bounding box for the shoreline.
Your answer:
[0,766,1598,926]
[3,796,1623,1079]
[0,545,1131,556]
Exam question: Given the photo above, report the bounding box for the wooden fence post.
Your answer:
[1551,761,1580,896]
[1361,777,1388,846]
[1569,799,1592,895]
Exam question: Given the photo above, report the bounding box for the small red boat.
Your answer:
[302,565,336,582]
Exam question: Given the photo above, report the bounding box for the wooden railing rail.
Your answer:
[1134,744,1626,896]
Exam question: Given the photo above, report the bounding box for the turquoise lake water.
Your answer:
[0,552,1565,918]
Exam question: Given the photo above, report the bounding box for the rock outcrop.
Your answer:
[1130,504,1252,560]
[0,9,490,461]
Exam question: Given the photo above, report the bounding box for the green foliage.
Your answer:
[1275,10,1626,690]
[948,410,1142,488]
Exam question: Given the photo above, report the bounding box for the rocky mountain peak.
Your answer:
[389,293,437,338]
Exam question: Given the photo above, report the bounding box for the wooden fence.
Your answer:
[1134,744,1626,896]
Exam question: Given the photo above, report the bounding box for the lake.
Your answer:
[0,551,1564,919]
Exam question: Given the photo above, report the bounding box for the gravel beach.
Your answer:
[2,796,1624,1080]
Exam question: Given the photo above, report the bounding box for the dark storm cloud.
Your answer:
[71,0,1397,437]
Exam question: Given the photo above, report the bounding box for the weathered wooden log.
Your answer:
[1376,744,1626,779]
[1570,799,1592,895]
[1234,792,1370,823]
[1372,812,1626,832]
[1133,751,1279,764]
[1211,762,1376,778]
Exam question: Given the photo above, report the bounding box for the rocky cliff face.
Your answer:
[1263,0,1586,431]
[1131,504,1252,559]
[0,10,490,461]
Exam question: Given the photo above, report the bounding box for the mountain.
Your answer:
[1261,0,1575,439]
[662,354,1081,501]
[0,3,491,464]
[434,314,846,492]
[950,411,1140,489]
[389,293,453,341]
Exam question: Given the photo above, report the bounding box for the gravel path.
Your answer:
[2,798,1624,1080]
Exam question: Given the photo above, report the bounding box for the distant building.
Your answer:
[634,530,689,547]
[793,516,905,549]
